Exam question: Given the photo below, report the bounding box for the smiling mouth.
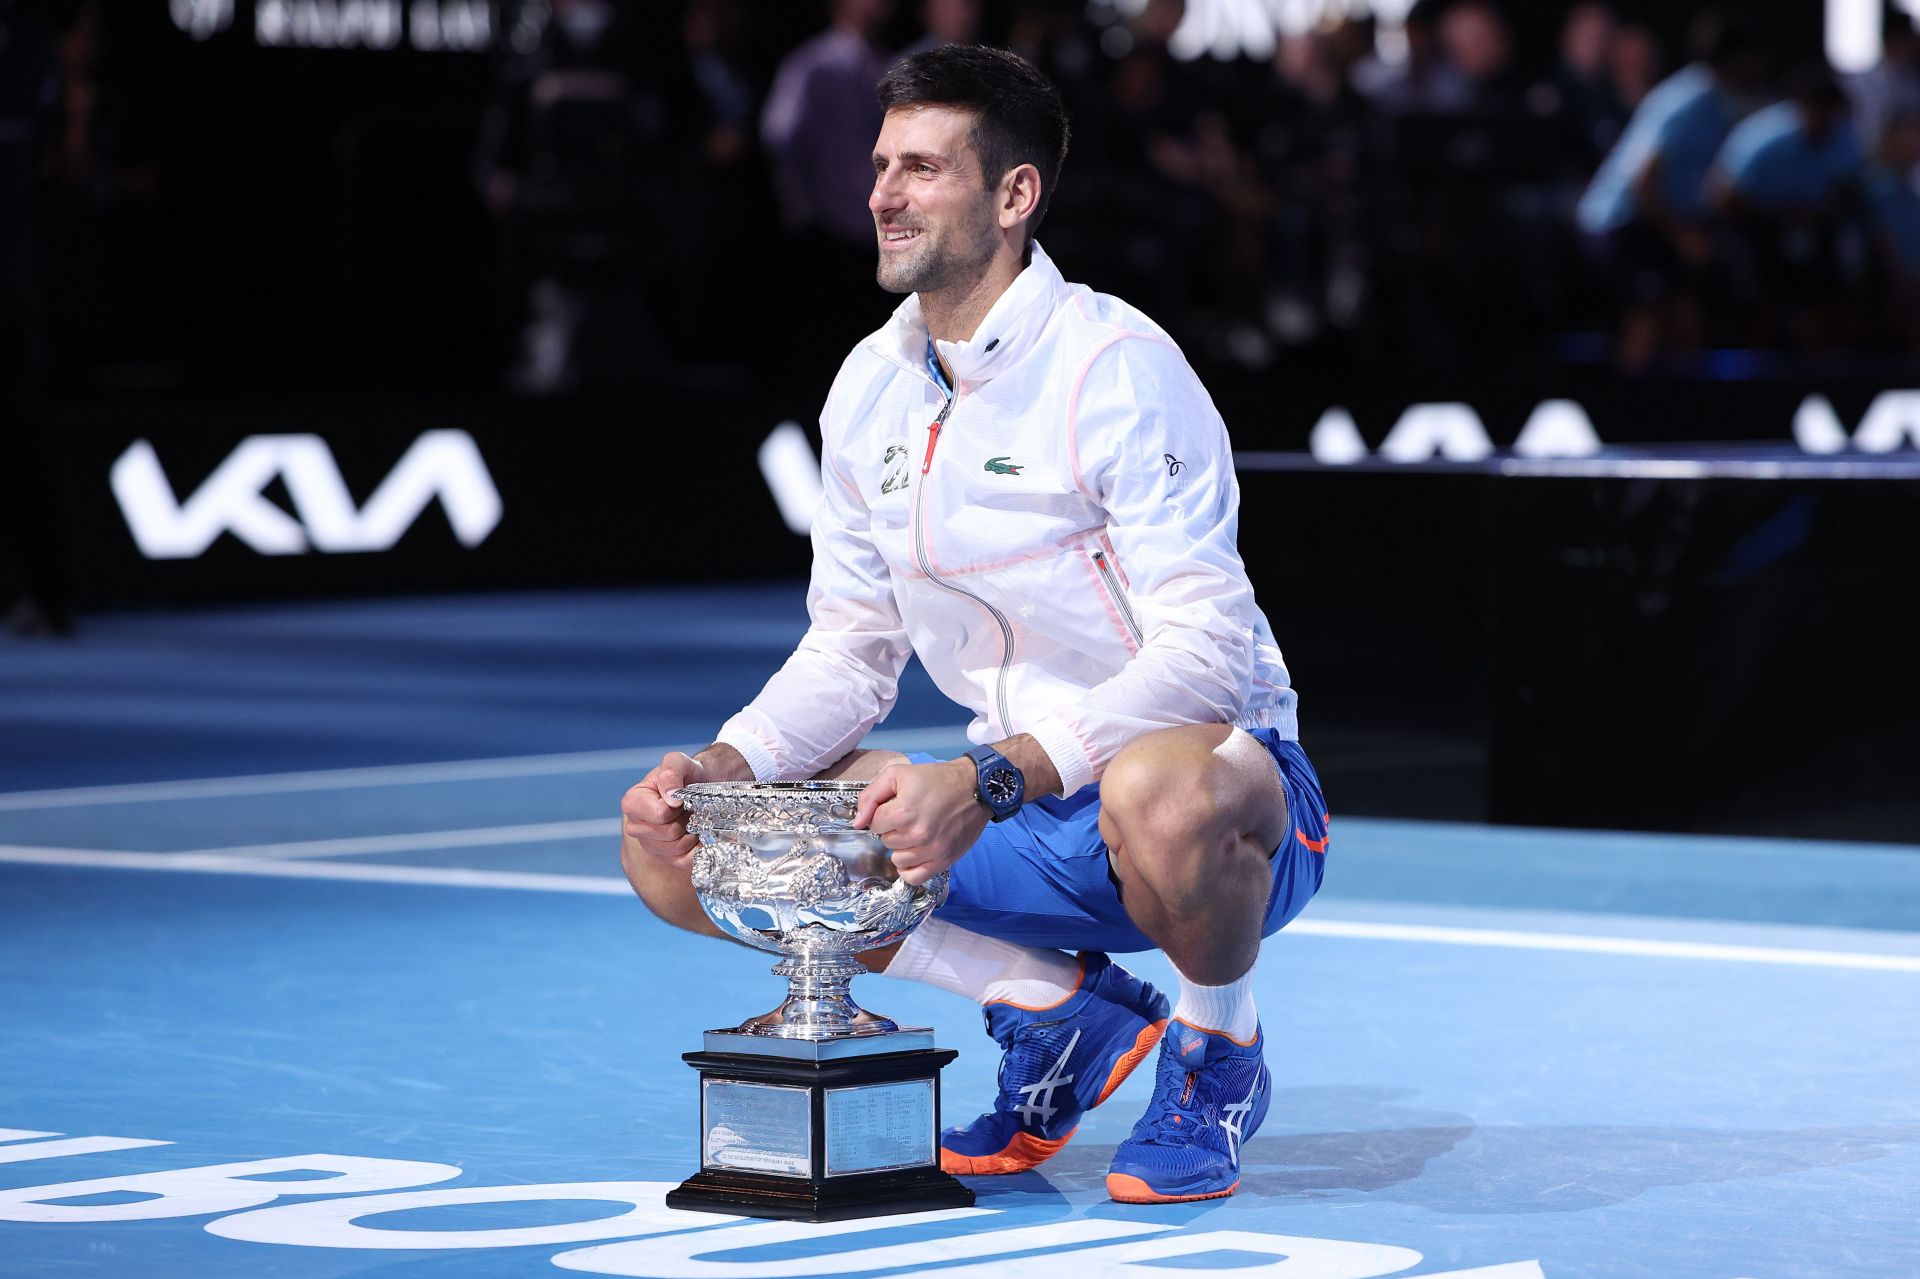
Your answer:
[881,228,923,245]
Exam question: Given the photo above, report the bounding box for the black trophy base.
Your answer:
[670,1043,975,1223]
[667,1163,974,1222]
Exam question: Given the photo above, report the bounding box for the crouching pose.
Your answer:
[622,45,1328,1204]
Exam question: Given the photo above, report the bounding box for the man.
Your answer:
[761,0,896,250]
[622,45,1325,1206]
[1863,111,1920,351]
[1575,19,1764,370]
[759,0,898,384]
[1709,66,1862,349]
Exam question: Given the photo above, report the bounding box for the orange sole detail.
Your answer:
[1095,1018,1169,1106]
[941,1128,1075,1176]
[940,1017,1168,1177]
[1105,1173,1241,1204]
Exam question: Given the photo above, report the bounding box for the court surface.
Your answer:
[2,587,1917,1279]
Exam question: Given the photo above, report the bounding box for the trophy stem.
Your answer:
[735,953,899,1039]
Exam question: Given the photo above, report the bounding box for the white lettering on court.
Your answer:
[553,1208,1167,1277]
[208,1181,736,1250]
[0,1154,460,1223]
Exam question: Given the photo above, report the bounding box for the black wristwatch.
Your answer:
[964,744,1025,822]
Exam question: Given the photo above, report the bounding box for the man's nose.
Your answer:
[869,169,903,215]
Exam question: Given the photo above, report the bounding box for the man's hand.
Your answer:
[621,745,751,870]
[853,757,989,886]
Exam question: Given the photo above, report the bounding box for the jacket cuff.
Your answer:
[1027,716,1096,798]
[714,715,781,782]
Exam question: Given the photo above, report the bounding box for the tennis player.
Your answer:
[621,44,1327,1204]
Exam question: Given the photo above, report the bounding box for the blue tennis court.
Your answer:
[3,588,1917,1279]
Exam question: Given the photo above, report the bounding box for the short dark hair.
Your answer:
[876,45,1070,250]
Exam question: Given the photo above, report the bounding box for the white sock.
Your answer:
[1171,962,1259,1041]
[880,916,1084,1008]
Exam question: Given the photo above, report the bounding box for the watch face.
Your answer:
[982,766,1021,807]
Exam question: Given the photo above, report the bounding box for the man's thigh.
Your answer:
[905,734,1330,953]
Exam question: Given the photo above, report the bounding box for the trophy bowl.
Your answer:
[677,780,947,1040]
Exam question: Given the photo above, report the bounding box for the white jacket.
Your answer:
[717,244,1296,797]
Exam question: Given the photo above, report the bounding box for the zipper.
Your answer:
[911,385,1019,737]
[1091,549,1145,647]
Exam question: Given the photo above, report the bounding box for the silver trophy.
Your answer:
[667,780,973,1220]
[681,779,947,1041]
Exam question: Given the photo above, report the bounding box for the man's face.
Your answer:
[869,105,1003,296]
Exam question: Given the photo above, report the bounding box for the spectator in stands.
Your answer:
[476,0,675,392]
[1550,1,1628,158]
[1844,13,1920,155]
[1862,111,1920,350]
[1608,22,1663,111]
[676,0,763,362]
[1575,21,1764,370]
[1438,0,1526,113]
[1709,66,1863,348]
[1248,27,1370,350]
[905,0,980,57]
[0,0,71,635]
[761,0,895,251]
[760,0,897,390]
[1351,0,1471,115]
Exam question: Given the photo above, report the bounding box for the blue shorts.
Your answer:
[913,728,1328,954]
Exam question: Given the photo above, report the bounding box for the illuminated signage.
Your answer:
[110,430,503,559]
[169,0,493,51]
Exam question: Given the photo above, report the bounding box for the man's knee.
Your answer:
[1102,726,1287,865]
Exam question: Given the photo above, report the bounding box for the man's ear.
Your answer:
[998,163,1043,233]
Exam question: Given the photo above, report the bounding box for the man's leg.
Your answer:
[1095,724,1293,1204]
[1098,724,1290,984]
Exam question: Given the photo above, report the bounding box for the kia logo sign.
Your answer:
[109,431,503,559]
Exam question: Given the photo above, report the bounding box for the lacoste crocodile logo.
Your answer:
[984,456,1024,476]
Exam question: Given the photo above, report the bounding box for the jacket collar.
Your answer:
[868,241,1066,388]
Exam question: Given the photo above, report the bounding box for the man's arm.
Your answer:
[851,733,1062,887]
[1022,335,1265,797]
[852,339,1258,880]
[622,361,907,877]
[712,365,914,782]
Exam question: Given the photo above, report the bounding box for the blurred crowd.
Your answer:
[474,0,1920,391]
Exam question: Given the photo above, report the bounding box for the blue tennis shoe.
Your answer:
[940,952,1169,1175]
[1106,1018,1270,1202]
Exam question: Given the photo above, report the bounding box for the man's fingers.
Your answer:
[623,785,679,827]
[654,765,687,807]
[854,768,903,828]
[629,832,698,864]
[894,855,940,887]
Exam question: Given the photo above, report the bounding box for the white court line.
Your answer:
[0,727,974,813]
[188,818,620,862]
[0,846,632,895]
[1282,919,1920,972]
[3,844,1917,972]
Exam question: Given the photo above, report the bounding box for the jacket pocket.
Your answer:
[1087,545,1145,649]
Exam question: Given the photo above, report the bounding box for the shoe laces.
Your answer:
[1135,1050,1206,1146]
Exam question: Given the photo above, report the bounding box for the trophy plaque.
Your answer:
[664,780,975,1222]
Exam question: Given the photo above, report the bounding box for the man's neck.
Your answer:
[919,248,1025,345]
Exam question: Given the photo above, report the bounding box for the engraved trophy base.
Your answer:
[667,1034,975,1223]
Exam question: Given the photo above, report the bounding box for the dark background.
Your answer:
[3,0,1916,843]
